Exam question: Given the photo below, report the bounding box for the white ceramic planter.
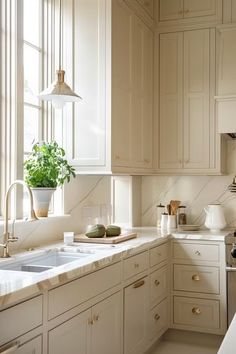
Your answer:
[31,188,56,217]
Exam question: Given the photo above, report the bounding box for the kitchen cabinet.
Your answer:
[49,292,122,354]
[158,0,222,24]
[215,25,236,133]
[0,336,42,354]
[158,28,224,174]
[223,0,236,23]
[136,0,154,18]
[0,295,43,347]
[124,276,149,354]
[148,243,169,346]
[171,239,227,334]
[63,0,154,174]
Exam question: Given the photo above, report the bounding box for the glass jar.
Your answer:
[156,204,165,228]
[178,206,187,225]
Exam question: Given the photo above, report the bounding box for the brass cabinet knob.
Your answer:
[154,313,160,321]
[94,314,99,322]
[134,263,139,268]
[185,9,190,14]
[154,280,160,286]
[195,250,201,256]
[192,274,200,281]
[192,307,201,315]
[88,318,95,325]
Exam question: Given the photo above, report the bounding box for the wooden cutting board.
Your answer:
[74,232,137,244]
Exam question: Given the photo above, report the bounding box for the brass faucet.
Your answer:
[0,180,38,258]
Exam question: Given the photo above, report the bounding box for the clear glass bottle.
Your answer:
[178,205,187,225]
[156,204,165,228]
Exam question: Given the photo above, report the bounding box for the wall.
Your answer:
[142,139,236,228]
[0,176,111,253]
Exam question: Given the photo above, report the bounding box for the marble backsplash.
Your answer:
[141,140,236,228]
[1,139,236,254]
[0,176,111,253]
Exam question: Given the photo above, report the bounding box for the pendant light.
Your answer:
[39,0,82,109]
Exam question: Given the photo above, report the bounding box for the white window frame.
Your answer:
[0,0,62,219]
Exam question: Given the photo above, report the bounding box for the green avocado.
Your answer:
[106,225,121,237]
[85,224,106,238]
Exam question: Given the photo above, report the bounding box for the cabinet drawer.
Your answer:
[150,266,168,307]
[123,251,148,280]
[0,296,43,346]
[174,264,219,294]
[150,243,168,267]
[149,298,168,341]
[173,242,219,262]
[174,296,220,330]
[48,262,121,319]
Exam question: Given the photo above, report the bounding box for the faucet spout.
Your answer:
[0,180,38,258]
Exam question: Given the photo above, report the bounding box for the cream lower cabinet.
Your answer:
[171,240,227,335]
[49,292,122,354]
[124,277,149,354]
[0,336,42,354]
[158,28,224,174]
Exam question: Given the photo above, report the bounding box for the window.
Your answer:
[0,0,60,218]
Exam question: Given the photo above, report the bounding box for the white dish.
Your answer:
[178,224,200,231]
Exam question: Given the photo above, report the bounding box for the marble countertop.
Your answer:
[0,227,230,309]
[218,314,236,354]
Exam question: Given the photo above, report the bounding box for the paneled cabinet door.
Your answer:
[112,0,133,168]
[159,0,220,22]
[131,16,153,169]
[90,292,122,354]
[183,29,210,169]
[159,29,214,172]
[48,309,90,354]
[124,277,149,354]
[159,32,183,169]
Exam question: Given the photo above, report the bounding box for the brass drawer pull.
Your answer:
[192,274,200,281]
[133,280,145,288]
[154,280,160,286]
[192,307,201,315]
[154,313,160,321]
[0,342,20,354]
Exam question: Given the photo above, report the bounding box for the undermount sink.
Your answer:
[0,250,90,273]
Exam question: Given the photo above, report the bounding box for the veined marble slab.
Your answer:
[0,228,229,309]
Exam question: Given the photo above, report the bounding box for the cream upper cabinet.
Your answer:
[63,0,154,174]
[216,26,236,96]
[112,0,154,172]
[158,0,222,24]
[159,28,223,174]
[159,32,183,169]
[223,0,236,23]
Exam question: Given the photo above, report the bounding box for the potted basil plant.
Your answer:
[24,141,75,217]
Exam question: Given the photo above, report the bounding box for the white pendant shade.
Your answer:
[39,70,82,108]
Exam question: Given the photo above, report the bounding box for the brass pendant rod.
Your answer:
[59,0,62,70]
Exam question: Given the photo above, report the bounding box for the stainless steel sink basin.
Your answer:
[0,250,90,273]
